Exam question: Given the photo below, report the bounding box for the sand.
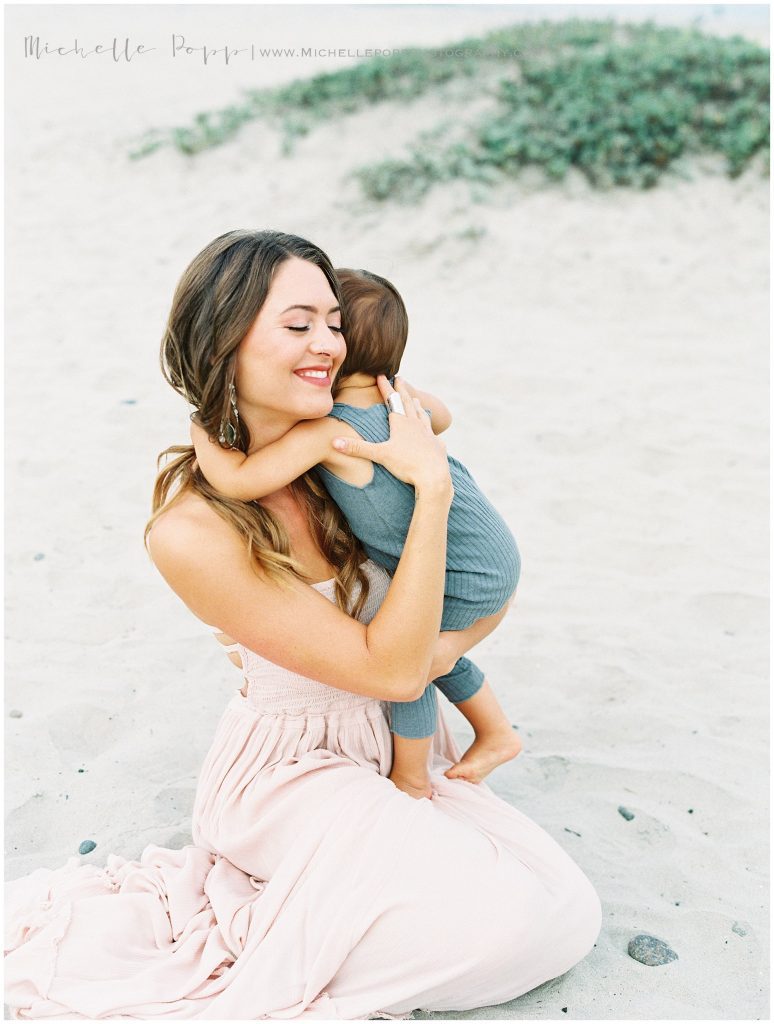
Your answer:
[4,4,770,1020]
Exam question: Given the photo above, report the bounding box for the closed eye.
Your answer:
[287,325,343,333]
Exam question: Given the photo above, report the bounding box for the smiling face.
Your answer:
[234,257,346,440]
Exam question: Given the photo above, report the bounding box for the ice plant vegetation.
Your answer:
[129,19,769,198]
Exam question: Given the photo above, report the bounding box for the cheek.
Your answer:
[240,335,292,376]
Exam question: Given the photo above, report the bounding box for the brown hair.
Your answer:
[334,269,408,386]
[144,229,369,617]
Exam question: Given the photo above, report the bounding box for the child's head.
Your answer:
[334,269,408,391]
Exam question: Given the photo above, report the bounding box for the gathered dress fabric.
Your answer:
[5,560,602,1020]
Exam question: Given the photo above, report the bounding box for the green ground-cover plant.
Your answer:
[130,18,769,199]
[355,27,769,198]
[128,45,485,159]
[126,19,621,158]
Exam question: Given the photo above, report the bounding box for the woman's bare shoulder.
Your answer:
[147,491,239,569]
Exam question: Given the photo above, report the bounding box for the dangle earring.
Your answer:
[218,382,239,448]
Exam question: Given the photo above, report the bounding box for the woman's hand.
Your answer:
[332,375,452,494]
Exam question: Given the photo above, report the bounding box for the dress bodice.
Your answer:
[215,559,392,715]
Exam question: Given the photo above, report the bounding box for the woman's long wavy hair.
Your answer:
[144,229,370,618]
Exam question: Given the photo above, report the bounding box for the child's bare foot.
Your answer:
[389,767,433,800]
[443,728,522,784]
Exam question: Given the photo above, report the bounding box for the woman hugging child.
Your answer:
[191,268,522,800]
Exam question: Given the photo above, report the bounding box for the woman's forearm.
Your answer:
[365,480,453,700]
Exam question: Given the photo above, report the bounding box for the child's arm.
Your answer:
[394,377,452,434]
[190,417,339,501]
[412,388,452,434]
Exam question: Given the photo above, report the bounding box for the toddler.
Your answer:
[191,269,522,800]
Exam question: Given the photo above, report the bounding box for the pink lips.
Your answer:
[294,367,331,388]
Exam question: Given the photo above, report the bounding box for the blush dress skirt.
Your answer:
[5,560,602,1020]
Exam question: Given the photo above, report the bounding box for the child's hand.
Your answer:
[392,375,420,401]
[394,375,452,435]
[190,417,213,466]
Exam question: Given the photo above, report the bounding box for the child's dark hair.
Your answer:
[334,269,408,386]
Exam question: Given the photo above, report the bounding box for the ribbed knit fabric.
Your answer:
[316,403,521,739]
[319,403,521,628]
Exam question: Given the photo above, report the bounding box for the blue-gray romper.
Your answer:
[315,402,521,739]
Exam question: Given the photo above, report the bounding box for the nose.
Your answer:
[309,321,345,361]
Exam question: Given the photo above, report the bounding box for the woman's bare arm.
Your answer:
[149,482,451,703]
[151,377,454,703]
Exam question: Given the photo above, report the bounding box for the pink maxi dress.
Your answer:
[5,560,602,1019]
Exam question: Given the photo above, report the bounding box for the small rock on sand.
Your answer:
[78,839,97,855]
[627,933,678,966]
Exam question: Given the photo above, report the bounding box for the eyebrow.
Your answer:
[280,304,341,315]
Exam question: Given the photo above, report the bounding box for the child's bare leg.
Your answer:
[390,733,434,800]
[445,680,522,784]
[387,686,436,800]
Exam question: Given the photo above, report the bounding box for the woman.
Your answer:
[4,230,601,1020]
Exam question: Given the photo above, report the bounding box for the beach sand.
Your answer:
[5,5,769,1019]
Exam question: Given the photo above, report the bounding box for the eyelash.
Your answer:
[287,325,343,333]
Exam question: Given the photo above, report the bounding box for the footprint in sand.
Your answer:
[629,809,677,852]
[526,754,572,791]
[152,786,197,824]
[165,830,194,850]
[47,704,119,757]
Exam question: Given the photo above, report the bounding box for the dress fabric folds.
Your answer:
[5,561,602,1020]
